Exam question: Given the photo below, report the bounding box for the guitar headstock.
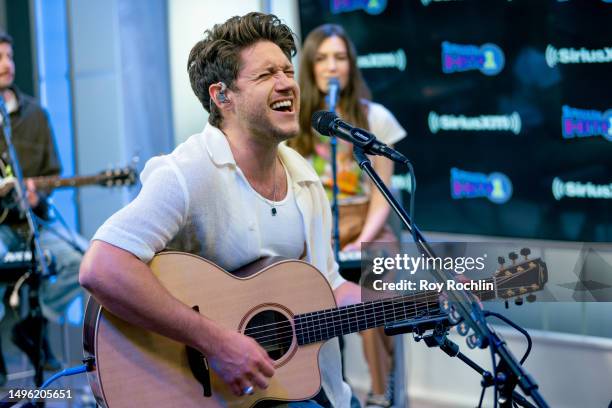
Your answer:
[99,167,138,187]
[494,248,548,304]
[439,247,549,350]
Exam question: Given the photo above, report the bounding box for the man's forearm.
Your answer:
[79,240,226,355]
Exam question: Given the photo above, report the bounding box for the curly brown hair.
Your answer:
[187,12,297,128]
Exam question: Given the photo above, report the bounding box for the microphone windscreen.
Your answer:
[312,111,337,136]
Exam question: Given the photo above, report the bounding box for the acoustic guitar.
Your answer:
[83,250,547,407]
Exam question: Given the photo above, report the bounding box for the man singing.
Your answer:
[80,12,361,407]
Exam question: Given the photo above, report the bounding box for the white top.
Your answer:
[242,162,306,259]
[367,101,406,146]
[93,123,351,407]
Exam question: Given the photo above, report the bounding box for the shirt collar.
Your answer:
[200,123,319,184]
[3,86,22,114]
[200,123,236,167]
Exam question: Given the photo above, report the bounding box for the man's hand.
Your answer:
[0,176,15,197]
[26,179,39,207]
[208,329,275,397]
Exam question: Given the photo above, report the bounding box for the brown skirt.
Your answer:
[338,202,397,248]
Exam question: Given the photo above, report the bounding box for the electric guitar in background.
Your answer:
[83,250,547,408]
[0,158,138,224]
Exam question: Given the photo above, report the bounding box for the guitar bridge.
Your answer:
[186,305,212,397]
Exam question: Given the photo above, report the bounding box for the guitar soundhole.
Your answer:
[244,310,293,361]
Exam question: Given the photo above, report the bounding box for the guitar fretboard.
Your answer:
[30,174,110,189]
[294,294,441,345]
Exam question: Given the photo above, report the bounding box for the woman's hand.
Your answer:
[342,241,361,252]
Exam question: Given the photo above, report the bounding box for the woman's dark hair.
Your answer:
[287,24,371,156]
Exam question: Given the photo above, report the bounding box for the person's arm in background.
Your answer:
[342,153,393,251]
[29,108,61,218]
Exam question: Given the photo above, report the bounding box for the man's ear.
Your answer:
[209,82,230,108]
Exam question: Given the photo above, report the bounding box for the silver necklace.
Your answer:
[271,157,277,216]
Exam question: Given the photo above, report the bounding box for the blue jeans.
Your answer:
[0,221,84,324]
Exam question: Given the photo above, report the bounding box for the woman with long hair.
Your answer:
[288,24,406,407]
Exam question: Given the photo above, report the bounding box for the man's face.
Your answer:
[0,42,15,91]
[230,41,300,143]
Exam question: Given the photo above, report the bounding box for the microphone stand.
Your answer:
[352,145,548,408]
[384,316,536,408]
[0,95,49,394]
[327,96,340,261]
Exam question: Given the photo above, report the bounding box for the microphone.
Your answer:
[312,110,409,164]
[327,78,340,113]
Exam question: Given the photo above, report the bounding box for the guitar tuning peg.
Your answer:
[497,256,505,267]
[466,334,483,349]
[508,252,518,264]
[456,322,470,336]
[449,307,462,324]
[520,248,531,260]
[514,297,524,306]
[439,298,451,313]
[526,294,537,303]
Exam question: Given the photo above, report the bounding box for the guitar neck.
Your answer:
[295,277,499,346]
[295,293,441,345]
[29,174,106,189]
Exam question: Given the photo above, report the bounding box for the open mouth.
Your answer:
[270,99,294,113]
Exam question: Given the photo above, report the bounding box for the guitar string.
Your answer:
[246,282,533,347]
[256,302,442,348]
[243,272,524,335]
[244,278,524,343]
[245,294,436,339]
[249,299,438,342]
[243,273,520,338]
[254,304,440,349]
[252,284,532,350]
[245,296,436,339]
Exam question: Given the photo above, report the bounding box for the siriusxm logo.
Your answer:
[451,168,513,204]
[429,111,521,135]
[552,178,612,201]
[330,0,387,15]
[442,42,505,76]
[357,49,406,71]
[546,45,612,67]
[562,105,612,141]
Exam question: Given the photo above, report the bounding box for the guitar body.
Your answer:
[83,252,338,408]
[83,248,548,407]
